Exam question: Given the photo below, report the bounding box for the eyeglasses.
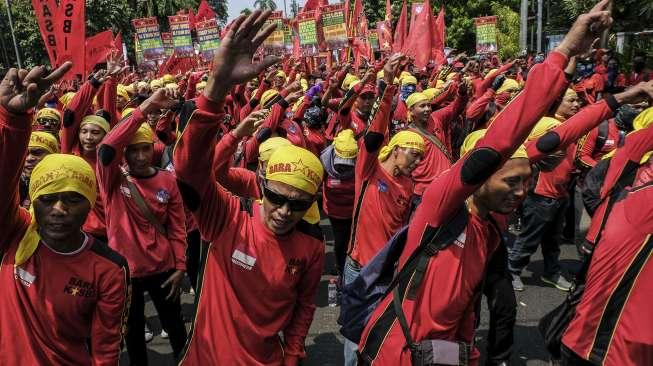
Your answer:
[263,184,314,212]
[36,118,60,127]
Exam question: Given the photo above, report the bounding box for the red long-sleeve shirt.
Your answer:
[213,131,261,198]
[409,90,466,196]
[0,105,129,366]
[173,95,324,365]
[358,51,570,365]
[348,84,413,267]
[576,119,621,169]
[562,184,653,365]
[60,78,108,238]
[97,108,187,277]
[533,101,613,199]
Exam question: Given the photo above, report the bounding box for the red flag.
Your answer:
[302,0,320,12]
[85,30,113,73]
[385,0,392,22]
[348,0,364,38]
[56,0,86,79]
[432,7,446,65]
[377,21,392,52]
[392,0,407,53]
[159,51,193,76]
[113,31,123,58]
[188,8,196,28]
[404,0,435,69]
[196,0,216,21]
[31,0,59,66]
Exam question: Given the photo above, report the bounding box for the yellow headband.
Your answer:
[28,131,60,154]
[496,78,521,94]
[564,88,578,99]
[16,154,96,266]
[406,92,429,109]
[275,70,287,80]
[266,145,324,195]
[378,130,425,162]
[129,123,154,145]
[150,79,163,88]
[162,74,175,84]
[261,89,279,107]
[35,108,62,123]
[400,75,417,86]
[528,116,561,141]
[59,92,76,107]
[633,106,653,131]
[341,74,359,91]
[259,137,292,162]
[117,84,130,101]
[80,115,110,134]
[333,129,359,159]
[461,129,528,159]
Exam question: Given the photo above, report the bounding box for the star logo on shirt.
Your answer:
[70,287,80,296]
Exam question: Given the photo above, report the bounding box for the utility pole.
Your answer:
[536,0,543,52]
[600,0,613,48]
[5,0,22,68]
[520,0,528,53]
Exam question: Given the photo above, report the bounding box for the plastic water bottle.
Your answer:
[328,278,338,307]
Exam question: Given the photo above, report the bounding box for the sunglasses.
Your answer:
[37,118,60,127]
[263,184,314,212]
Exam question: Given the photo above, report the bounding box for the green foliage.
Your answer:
[289,0,299,18]
[490,2,520,59]
[253,0,277,11]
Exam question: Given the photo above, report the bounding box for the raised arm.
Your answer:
[0,62,72,252]
[61,72,104,153]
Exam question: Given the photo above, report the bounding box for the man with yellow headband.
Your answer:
[97,87,189,364]
[173,11,325,365]
[358,5,615,363]
[0,62,129,365]
[33,107,62,135]
[19,131,60,207]
[342,55,425,365]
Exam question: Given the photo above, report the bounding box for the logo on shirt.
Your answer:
[64,277,96,298]
[120,185,131,198]
[156,189,170,203]
[396,196,409,207]
[377,179,388,193]
[285,258,306,275]
[453,231,467,249]
[14,266,36,287]
[232,249,257,271]
[287,124,297,134]
[605,139,615,148]
[329,177,341,186]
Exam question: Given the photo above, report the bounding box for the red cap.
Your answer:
[359,83,376,96]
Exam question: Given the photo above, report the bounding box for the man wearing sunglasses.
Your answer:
[173,10,325,365]
[33,107,62,137]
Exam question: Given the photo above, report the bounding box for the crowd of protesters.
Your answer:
[1,1,653,365]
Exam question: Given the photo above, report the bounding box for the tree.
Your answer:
[253,0,277,11]
[241,8,252,16]
[491,2,520,59]
[207,0,228,26]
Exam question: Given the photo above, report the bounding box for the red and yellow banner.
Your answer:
[321,4,347,50]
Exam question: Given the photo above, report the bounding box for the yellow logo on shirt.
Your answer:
[64,277,96,298]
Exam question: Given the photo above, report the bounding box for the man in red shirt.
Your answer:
[173,11,325,365]
[357,4,614,363]
[98,87,188,364]
[0,62,130,365]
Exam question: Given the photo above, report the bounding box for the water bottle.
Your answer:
[328,278,338,307]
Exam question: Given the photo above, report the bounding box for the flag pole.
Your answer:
[5,0,22,68]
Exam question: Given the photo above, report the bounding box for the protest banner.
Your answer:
[31,0,59,66]
[162,32,174,57]
[368,29,379,51]
[262,11,285,55]
[132,17,166,61]
[297,11,319,56]
[56,0,86,78]
[168,15,194,57]
[474,16,498,54]
[376,21,392,52]
[134,35,143,65]
[195,18,221,61]
[320,4,347,50]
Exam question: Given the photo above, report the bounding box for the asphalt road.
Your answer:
[125,215,587,366]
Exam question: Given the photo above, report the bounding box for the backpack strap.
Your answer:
[409,123,455,164]
[595,120,609,152]
[120,167,168,236]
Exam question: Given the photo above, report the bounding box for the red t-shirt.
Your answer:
[322,174,356,219]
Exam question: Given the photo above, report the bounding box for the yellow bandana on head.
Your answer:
[16,154,96,266]
[378,130,425,162]
[461,129,528,159]
[162,74,176,84]
[527,117,561,141]
[196,81,207,91]
[633,106,653,131]
[29,131,60,154]
[400,75,417,86]
[496,78,521,94]
[261,89,279,107]
[129,123,154,145]
[333,129,359,158]
[117,84,130,102]
[406,92,429,109]
[342,74,360,91]
[80,115,110,134]
[259,137,292,162]
[422,88,438,101]
[300,78,309,92]
[35,108,62,123]
[59,92,76,107]
[121,107,135,119]
[564,88,578,99]
[275,70,287,80]
[292,96,305,112]
[150,79,163,89]
[266,145,324,195]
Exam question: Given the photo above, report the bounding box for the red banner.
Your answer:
[56,0,86,79]
[159,51,194,76]
[31,0,59,66]
[376,21,392,52]
[85,30,114,73]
